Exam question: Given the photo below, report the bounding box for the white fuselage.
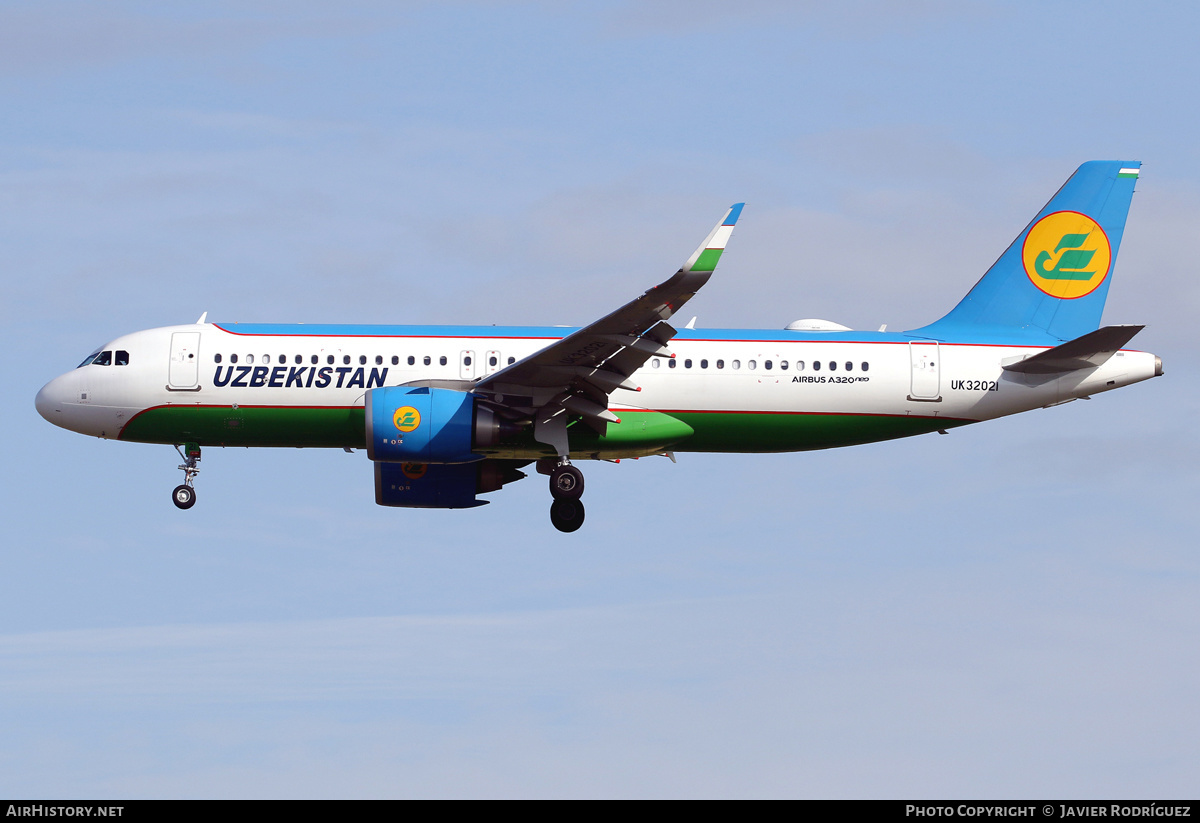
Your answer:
[36,323,1161,453]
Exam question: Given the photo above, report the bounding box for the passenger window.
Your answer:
[464,356,472,366]
[813,361,820,371]
[214,353,222,364]
[439,356,447,366]
[716,359,724,369]
[295,354,302,365]
[507,356,516,364]
[359,355,367,365]
[311,355,318,365]
[700,359,708,369]
[829,361,837,371]
[279,354,286,364]
[423,356,431,366]
[231,354,239,364]
[748,360,756,370]
[652,359,660,368]
[732,360,741,370]
[862,362,869,372]
[780,360,788,370]
[246,354,254,364]
[115,350,130,366]
[391,356,398,365]
[376,355,383,365]
[668,358,677,368]
[845,361,853,371]
[408,356,415,366]
[489,356,497,367]
[263,354,270,364]
[684,359,692,368]
[343,355,351,365]
[796,360,804,371]
[764,360,772,370]
[327,355,334,365]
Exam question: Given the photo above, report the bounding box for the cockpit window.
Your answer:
[115,350,130,366]
[91,350,113,366]
[77,350,102,368]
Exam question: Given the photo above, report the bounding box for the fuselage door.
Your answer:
[460,350,476,380]
[169,332,201,388]
[908,340,941,401]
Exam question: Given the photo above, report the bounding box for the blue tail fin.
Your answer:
[913,161,1141,342]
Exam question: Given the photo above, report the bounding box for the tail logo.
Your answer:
[393,406,421,432]
[1022,211,1111,299]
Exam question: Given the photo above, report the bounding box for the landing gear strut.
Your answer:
[546,457,585,532]
[172,442,201,510]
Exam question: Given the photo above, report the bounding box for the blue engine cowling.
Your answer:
[366,386,493,464]
[375,460,528,509]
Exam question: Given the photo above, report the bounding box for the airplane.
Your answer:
[35,160,1162,532]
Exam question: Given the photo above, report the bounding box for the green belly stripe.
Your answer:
[119,405,366,448]
[119,404,970,455]
[667,410,970,452]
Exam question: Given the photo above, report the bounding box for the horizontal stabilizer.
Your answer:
[1001,325,1144,374]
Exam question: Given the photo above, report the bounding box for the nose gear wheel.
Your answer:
[172,485,196,509]
[172,443,201,510]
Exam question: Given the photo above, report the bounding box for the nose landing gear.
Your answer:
[172,442,201,510]
[547,458,586,532]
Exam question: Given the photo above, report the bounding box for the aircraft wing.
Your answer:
[473,203,743,457]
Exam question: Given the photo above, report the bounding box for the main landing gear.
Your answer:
[172,442,201,510]
[547,459,585,533]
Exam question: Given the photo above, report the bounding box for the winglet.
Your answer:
[683,203,744,273]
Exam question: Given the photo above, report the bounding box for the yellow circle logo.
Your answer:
[393,406,421,432]
[1022,211,1111,299]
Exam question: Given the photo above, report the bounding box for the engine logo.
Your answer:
[393,406,421,432]
[401,463,428,480]
[1022,210,1111,299]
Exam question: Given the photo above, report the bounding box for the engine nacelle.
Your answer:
[374,460,527,509]
[365,386,510,464]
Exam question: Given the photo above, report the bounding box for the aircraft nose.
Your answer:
[35,375,68,424]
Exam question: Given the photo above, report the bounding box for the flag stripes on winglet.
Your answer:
[684,203,744,273]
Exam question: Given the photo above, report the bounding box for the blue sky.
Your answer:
[2,1,1198,797]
